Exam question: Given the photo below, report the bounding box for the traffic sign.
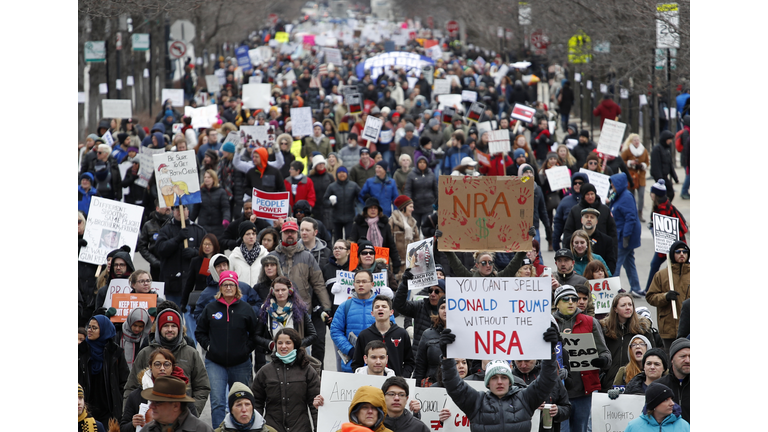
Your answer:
[84,41,106,63]
[169,40,187,59]
[568,31,591,64]
[268,13,278,26]
[132,33,149,51]
[446,21,459,36]
[531,29,548,55]
[170,19,195,43]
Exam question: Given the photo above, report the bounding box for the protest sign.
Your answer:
[348,243,389,270]
[579,169,611,203]
[461,90,477,102]
[136,147,164,187]
[437,175,534,252]
[242,83,271,110]
[596,120,627,157]
[442,107,456,124]
[510,103,536,123]
[78,197,144,265]
[275,32,289,43]
[446,277,552,360]
[488,130,511,154]
[290,107,313,136]
[652,213,679,254]
[101,99,133,118]
[562,333,598,371]
[185,104,218,129]
[465,102,485,123]
[204,75,221,93]
[406,238,438,290]
[433,79,450,95]
[446,74,461,88]
[171,123,183,135]
[153,150,201,208]
[346,93,362,115]
[239,125,270,148]
[475,150,491,168]
[324,47,342,65]
[252,189,290,220]
[438,94,463,113]
[110,294,158,323]
[361,116,384,142]
[117,160,133,197]
[591,393,645,432]
[545,166,572,191]
[316,372,416,432]
[161,89,184,107]
[589,277,621,314]
[283,69,296,84]
[102,278,165,308]
[331,270,391,305]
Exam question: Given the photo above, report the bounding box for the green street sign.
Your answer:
[132,33,150,51]
[85,41,106,62]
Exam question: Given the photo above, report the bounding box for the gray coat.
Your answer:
[404,163,438,216]
[323,178,361,224]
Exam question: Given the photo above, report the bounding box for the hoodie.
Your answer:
[78,172,99,215]
[346,386,392,432]
[552,173,589,250]
[609,173,642,249]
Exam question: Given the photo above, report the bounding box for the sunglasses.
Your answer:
[674,249,688,254]
[360,251,375,256]
[479,260,494,266]
[428,288,443,294]
[560,296,578,303]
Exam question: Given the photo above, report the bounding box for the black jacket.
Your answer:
[512,363,571,432]
[414,326,443,386]
[155,218,208,295]
[349,213,402,273]
[323,178,361,224]
[351,322,415,378]
[245,164,286,194]
[562,198,617,251]
[571,140,597,171]
[137,211,170,271]
[78,340,130,425]
[404,165,439,216]
[393,278,438,361]
[651,132,679,184]
[655,372,690,424]
[189,185,231,238]
[195,297,259,367]
[588,228,617,274]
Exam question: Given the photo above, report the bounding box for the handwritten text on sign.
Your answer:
[78,197,144,265]
[446,277,551,360]
[590,392,645,432]
[596,120,627,157]
[589,277,621,314]
[438,176,533,252]
[562,333,598,371]
[252,189,290,220]
[332,270,390,305]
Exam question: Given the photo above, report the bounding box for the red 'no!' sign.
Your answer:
[169,41,186,59]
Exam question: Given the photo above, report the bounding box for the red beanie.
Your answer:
[394,195,413,211]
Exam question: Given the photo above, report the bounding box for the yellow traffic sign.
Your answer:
[568,31,591,64]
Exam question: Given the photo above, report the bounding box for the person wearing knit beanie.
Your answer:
[668,338,690,362]
[642,348,669,372]
[483,360,516,393]
[644,382,675,413]
[393,195,413,212]
[225,381,268,430]
[650,179,667,198]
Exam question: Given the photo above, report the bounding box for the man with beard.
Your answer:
[579,208,616,274]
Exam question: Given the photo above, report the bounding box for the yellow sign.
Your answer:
[275,32,289,43]
[656,3,678,12]
[568,31,591,64]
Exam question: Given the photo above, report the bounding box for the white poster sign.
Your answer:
[596,120,627,157]
[579,169,611,203]
[324,47,342,66]
[290,107,314,137]
[185,104,218,129]
[331,271,391,305]
[588,277,622,314]
[239,125,270,148]
[361,116,384,142]
[545,166,572,191]
[652,213,680,254]
[242,83,271,110]
[101,278,166,309]
[406,238,438,290]
[205,75,221,93]
[161,89,185,107]
[461,90,477,103]
[656,3,680,49]
[153,150,202,208]
[476,121,493,140]
[591,393,645,431]
[433,79,450,95]
[137,146,165,187]
[488,130,511,155]
[78,197,144,265]
[101,99,133,118]
[562,333,598,371]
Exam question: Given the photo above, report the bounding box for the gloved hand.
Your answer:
[321,309,333,326]
[329,195,337,205]
[608,388,621,400]
[78,238,88,248]
[182,247,198,260]
[435,229,443,238]
[406,326,414,340]
[347,347,355,358]
[590,357,609,369]
[439,328,456,357]
[148,307,157,317]
[623,237,629,248]
[106,307,117,317]
[401,268,414,282]
[665,291,680,301]
[528,226,536,238]
[543,326,559,352]
[222,219,230,227]
[180,304,188,314]
[393,266,400,275]
[176,227,189,241]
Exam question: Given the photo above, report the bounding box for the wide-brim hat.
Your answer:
[141,376,195,402]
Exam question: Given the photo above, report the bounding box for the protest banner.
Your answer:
[442,106,456,124]
[588,277,621,314]
[290,107,313,136]
[488,130,511,155]
[331,270,391,305]
[346,93,362,115]
[136,147,164,187]
[652,213,679,254]
[406,238,438,290]
[316,372,416,432]
[461,90,477,102]
[252,189,290,220]
[239,125,270,148]
[591,393,645,432]
[242,83,271,110]
[446,277,552,360]
[596,120,627,157]
[437,175,534,252]
[475,150,491,168]
[361,115,384,142]
[561,333,598,371]
[348,243,389,270]
[545,166,572,191]
[433,78,450,95]
[465,102,485,123]
[510,103,536,123]
[153,150,201,208]
[161,88,184,107]
[101,278,166,309]
[110,294,158,323]
[579,169,611,203]
[172,123,183,135]
[78,197,144,265]
[324,47,342,65]
[204,75,221,93]
[101,99,133,118]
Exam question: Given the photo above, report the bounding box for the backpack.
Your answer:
[674,129,686,152]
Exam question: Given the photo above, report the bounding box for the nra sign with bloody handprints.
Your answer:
[437,175,533,252]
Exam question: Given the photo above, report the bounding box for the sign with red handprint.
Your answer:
[438,175,532,252]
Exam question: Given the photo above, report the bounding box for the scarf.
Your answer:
[86,315,116,374]
[121,308,151,368]
[366,217,383,247]
[396,210,414,243]
[241,242,261,266]
[78,409,97,432]
[629,143,646,157]
[276,349,297,364]
[270,298,293,324]
[231,412,257,431]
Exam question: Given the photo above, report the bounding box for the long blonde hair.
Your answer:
[556,144,577,166]
[621,133,641,152]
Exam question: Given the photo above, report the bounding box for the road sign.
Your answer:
[132,33,149,51]
[84,41,106,62]
[519,2,532,25]
[170,19,195,43]
[446,20,459,36]
[656,3,680,49]
[568,31,591,64]
[169,41,187,59]
[531,29,548,55]
[268,13,278,26]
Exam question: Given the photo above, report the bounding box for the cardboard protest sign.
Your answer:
[406,238,438,290]
[101,99,133,118]
[242,83,271,110]
[545,166,572,191]
[346,93,362,115]
[579,169,611,203]
[461,90,477,102]
[488,130,511,154]
[596,120,627,157]
[240,125,270,148]
[589,277,621,314]
[561,333,599,371]
[652,213,679,254]
[433,79,450,95]
[361,116,384,142]
[510,103,536,123]
[79,198,144,265]
[153,150,201,208]
[348,243,389,270]
[465,102,485,123]
[204,75,221,93]
[110,294,157,323]
[331,270,391,305]
[442,107,456,124]
[591,393,645,432]
[290,107,313,137]
[252,189,290,220]
[437,175,534,252]
[446,277,552,360]
[317,372,416,432]
[161,89,185,107]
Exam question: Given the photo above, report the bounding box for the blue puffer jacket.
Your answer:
[443,144,472,173]
[359,175,399,217]
[552,172,589,250]
[609,173,641,249]
[625,414,689,432]
[330,294,396,372]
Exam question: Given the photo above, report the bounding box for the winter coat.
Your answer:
[195,297,259,367]
[233,151,253,206]
[229,244,270,288]
[593,99,622,128]
[215,413,277,432]
[255,305,316,352]
[620,146,650,190]
[155,218,208,295]
[392,277,442,360]
[609,173,642,249]
[285,175,316,209]
[442,144,472,174]
[389,209,419,272]
[531,182,551,236]
[624,414,689,432]
[324,178,361,224]
[349,159,377,188]
[599,320,655,391]
[552,310,611,399]
[562,196,617,250]
[270,243,332,311]
[584,228,617,274]
[393,168,412,195]
[445,251,525,279]
[571,140,597,172]
[144,409,214,432]
[442,356,558,432]
[511,363,572,432]
[252,353,320,432]
[646,241,690,339]
[650,132,679,185]
[414,326,443,385]
[655,373,690,424]
[78,340,130,424]
[193,273,262,321]
[78,181,99,216]
[87,156,124,200]
[552,172,589,250]
[121,369,201,432]
[404,163,438,216]
[349,213,402,272]
[383,409,429,432]
[351,322,414,378]
[245,160,286,194]
[309,169,334,225]
[359,175,400,217]
[331,294,396,372]
[302,135,332,158]
[344,384,393,432]
[339,145,362,169]
[421,126,445,150]
[190,185,231,238]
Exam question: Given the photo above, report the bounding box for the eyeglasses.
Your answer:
[86,325,99,331]
[560,296,578,303]
[479,260,494,266]
[113,263,126,268]
[152,361,172,369]
[137,279,151,284]
[428,288,443,294]
[333,247,348,251]
[360,251,375,256]
[630,343,647,348]
[385,392,407,398]
[221,283,237,288]
[674,250,688,254]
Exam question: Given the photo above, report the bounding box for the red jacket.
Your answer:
[572,313,602,394]
[479,154,513,176]
[652,200,688,257]
[593,99,622,128]
[285,175,316,208]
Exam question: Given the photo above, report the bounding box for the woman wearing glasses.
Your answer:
[612,334,652,388]
[599,293,655,390]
